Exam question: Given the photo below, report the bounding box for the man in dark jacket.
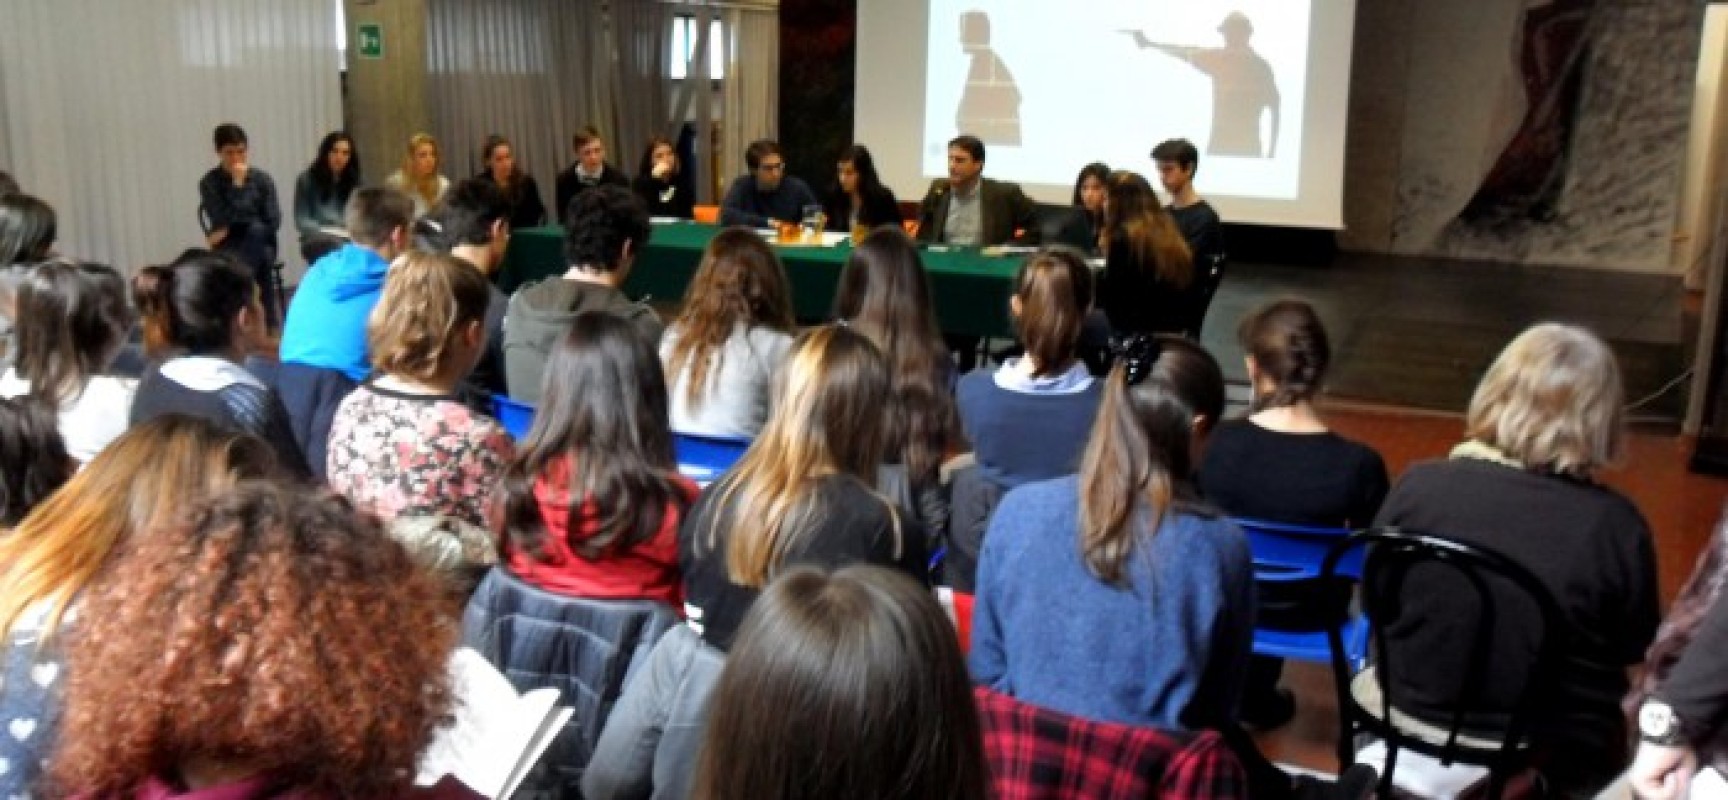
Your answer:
[504,185,660,403]
[914,134,1038,248]
[718,139,819,228]
[554,126,630,224]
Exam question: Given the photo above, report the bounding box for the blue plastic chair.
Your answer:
[491,395,537,440]
[672,432,751,486]
[1231,517,1370,670]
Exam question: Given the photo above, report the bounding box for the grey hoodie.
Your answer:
[502,277,663,403]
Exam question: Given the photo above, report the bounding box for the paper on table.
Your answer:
[417,647,570,799]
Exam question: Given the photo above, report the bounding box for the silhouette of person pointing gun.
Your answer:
[1125,12,1280,158]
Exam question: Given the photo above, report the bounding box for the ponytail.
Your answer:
[1014,247,1093,377]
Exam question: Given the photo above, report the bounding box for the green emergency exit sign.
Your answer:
[356,23,384,59]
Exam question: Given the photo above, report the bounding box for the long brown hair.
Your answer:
[693,565,987,800]
[1013,247,1094,377]
[665,228,796,409]
[11,259,133,406]
[1102,171,1192,287]
[1077,336,1224,584]
[481,133,529,203]
[701,326,899,588]
[0,416,277,647]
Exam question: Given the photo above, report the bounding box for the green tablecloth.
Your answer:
[497,222,1024,338]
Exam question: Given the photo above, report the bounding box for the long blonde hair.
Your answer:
[702,325,898,588]
[400,133,443,209]
[0,416,276,646]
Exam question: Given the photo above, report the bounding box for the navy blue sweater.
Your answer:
[956,365,1102,490]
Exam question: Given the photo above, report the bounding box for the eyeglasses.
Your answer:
[758,162,786,172]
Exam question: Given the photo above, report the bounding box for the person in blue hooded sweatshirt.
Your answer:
[277,187,413,478]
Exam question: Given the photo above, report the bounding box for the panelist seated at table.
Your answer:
[555,126,630,223]
[914,134,1039,248]
[823,144,902,231]
[504,185,662,404]
[719,139,820,229]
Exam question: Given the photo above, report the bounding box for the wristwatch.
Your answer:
[1639,700,1691,747]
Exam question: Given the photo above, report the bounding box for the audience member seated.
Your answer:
[661,228,796,438]
[632,135,695,220]
[914,134,1038,248]
[277,186,413,478]
[475,133,547,230]
[0,260,135,463]
[718,139,818,229]
[1098,170,1200,337]
[1153,138,1225,272]
[414,178,512,398]
[1629,523,1728,800]
[0,397,72,528]
[0,417,277,799]
[505,185,660,403]
[131,251,308,474]
[581,619,725,800]
[497,312,697,606]
[45,482,477,800]
[386,132,452,218]
[198,123,282,329]
[1071,161,1110,254]
[557,126,630,221]
[1197,299,1388,729]
[689,565,986,800]
[292,130,360,264]
[0,193,57,368]
[833,228,958,538]
[326,251,513,546]
[822,144,901,232]
[957,246,1103,489]
[679,325,929,651]
[1370,322,1659,798]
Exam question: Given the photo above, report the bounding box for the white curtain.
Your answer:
[426,0,613,215]
[720,8,779,187]
[0,0,342,276]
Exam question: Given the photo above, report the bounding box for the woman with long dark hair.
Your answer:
[0,260,135,463]
[0,194,57,367]
[823,144,901,232]
[293,130,360,262]
[475,133,548,230]
[497,312,697,606]
[633,136,695,220]
[1097,170,1197,336]
[1071,162,1110,250]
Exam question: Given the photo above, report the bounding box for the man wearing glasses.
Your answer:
[719,139,819,228]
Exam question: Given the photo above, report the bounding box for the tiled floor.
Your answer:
[1252,401,1728,774]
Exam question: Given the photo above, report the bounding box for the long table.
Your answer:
[497,222,1025,339]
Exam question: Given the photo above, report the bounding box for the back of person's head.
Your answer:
[949,134,986,163]
[414,177,509,252]
[499,312,687,562]
[1078,335,1224,584]
[960,10,991,45]
[706,325,894,588]
[1014,247,1094,376]
[12,259,133,405]
[50,481,454,798]
[1151,138,1200,173]
[744,139,782,171]
[1238,298,1330,410]
[212,122,247,151]
[0,397,72,528]
[834,227,946,384]
[694,565,986,800]
[666,228,795,408]
[1466,322,1623,477]
[0,193,56,267]
[345,186,416,248]
[1071,162,1111,208]
[564,184,651,271]
[132,250,257,358]
[0,171,18,198]
[367,250,491,382]
[0,415,276,644]
[1104,170,1192,286]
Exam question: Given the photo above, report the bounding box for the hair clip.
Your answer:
[1109,334,1162,386]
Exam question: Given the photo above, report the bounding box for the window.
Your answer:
[670,16,725,80]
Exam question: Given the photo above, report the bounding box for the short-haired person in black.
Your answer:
[503,185,658,403]
[556,126,630,220]
[719,139,820,228]
[415,178,512,397]
[632,136,695,220]
[198,123,283,330]
[823,145,902,232]
[1152,139,1224,272]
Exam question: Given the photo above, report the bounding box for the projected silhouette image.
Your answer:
[955,11,1022,146]
[1129,11,1280,158]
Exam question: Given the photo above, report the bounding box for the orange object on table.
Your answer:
[693,204,720,224]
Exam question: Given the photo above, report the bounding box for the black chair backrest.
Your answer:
[1323,528,1568,781]
[1182,252,1227,339]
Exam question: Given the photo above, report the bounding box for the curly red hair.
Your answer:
[50,482,457,797]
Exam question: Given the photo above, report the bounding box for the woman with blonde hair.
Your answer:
[1097,170,1197,336]
[678,325,928,651]
[661,227,796,438]
[0,416,278,798]
[386,132,452,217]
[1370,322,1658,797]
